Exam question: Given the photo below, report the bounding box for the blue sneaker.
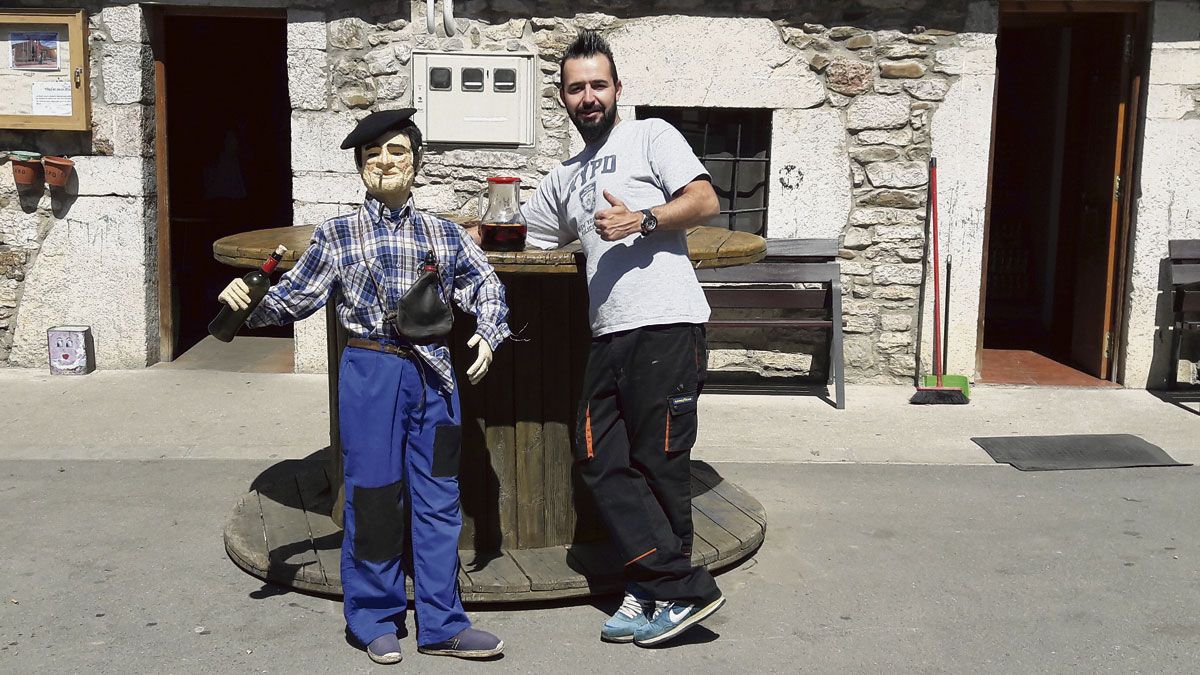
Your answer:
[601,590,655,643]
[633,595,726,647]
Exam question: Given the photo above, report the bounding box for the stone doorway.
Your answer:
[150,8,294,369]
[980,2,1148,386]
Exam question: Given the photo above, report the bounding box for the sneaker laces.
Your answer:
[616,592,653,619]
[649,600,670,621]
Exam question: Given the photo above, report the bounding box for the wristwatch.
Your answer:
[639,209,658,236]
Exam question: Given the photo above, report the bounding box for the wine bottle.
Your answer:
[208,244,287,342]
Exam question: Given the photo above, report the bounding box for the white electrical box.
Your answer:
[412,51,536,147]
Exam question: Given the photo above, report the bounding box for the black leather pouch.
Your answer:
[392,251,453,343]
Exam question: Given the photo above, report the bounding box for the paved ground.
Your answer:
[1,368,1197,465]
[0,368,1197,672]
[2,460,1197,673]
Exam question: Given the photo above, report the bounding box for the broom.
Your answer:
[911,157,969,405]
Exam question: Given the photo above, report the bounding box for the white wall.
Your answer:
[929,32,997,379]
[769,108,851,240]
[1122,0,1200,387]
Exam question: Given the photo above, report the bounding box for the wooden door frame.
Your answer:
[1108,6,1151,382]
[149,5,287,363]
[1000,1,1149,15]
[975,0,1151,382]
[150,6,170,362]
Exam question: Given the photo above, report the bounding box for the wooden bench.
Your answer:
[696,238,845,409]
[1168,239,1200,388]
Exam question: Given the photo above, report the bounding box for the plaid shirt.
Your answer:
[248,196,512,392]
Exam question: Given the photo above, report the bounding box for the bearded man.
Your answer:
[218,110,510,665]
[522,31,726,647]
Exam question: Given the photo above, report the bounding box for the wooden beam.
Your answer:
[150,6,173,363]
[157,6,286,19]
[1001,1,1150,14]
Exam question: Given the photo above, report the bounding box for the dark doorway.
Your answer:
[982,4,1146,385]
[156,12,293,362]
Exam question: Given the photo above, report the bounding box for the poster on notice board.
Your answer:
[10,31,60,71]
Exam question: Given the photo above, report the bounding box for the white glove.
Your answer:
[466,333,493,385]
[218,278,251,311]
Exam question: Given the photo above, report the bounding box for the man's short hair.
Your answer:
[355,124,422,172]
[559,29,619,86]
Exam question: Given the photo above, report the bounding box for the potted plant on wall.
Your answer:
[8,151,43,187]
[42,156,75,188]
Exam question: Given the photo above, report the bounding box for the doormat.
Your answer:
[970,434,1191,471]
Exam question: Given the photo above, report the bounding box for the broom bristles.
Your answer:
[910,387,969,405]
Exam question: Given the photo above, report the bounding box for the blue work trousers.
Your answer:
[338,346,470,647]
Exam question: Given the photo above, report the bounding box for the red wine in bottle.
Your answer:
[480,222,526,252]
[208,245,287,342]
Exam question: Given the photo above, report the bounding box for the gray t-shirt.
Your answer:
[523,118,711,336]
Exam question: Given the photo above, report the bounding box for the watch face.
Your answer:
[641,210,656,233]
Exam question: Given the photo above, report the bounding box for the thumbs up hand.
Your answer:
[594,190,643,241]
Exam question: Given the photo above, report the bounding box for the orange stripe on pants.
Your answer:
[626,547,657,567]
[585,405,594,459]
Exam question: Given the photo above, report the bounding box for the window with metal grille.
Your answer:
[637,107,771,236]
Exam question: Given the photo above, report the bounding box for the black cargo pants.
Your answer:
[574,323,720,604]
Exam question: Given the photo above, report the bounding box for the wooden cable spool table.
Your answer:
[217,224,769,601]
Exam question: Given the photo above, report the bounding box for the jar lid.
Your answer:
[487,176,521,184]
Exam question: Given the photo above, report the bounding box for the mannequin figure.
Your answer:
[219,109,511,664]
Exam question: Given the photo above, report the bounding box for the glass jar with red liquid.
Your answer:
[477,176,528,252]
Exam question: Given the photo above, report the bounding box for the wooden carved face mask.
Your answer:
[360,130,416,205]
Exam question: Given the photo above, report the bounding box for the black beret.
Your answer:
[340,108,419,150]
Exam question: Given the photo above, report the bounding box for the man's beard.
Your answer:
[569,101,617,143]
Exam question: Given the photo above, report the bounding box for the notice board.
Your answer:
[0,9,90,131]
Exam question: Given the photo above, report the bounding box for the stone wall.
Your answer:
[281,0,991,382]
[6,0,1190,391]
[0,3,156,368]
[282,5,599,371]
[0,0,991,379]
[809,23,991,383]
